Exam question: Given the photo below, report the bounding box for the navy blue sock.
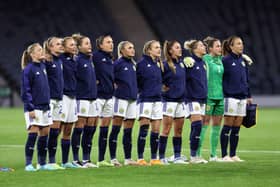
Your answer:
[61,139,70,164]
[220,125,232,157]
[25,133,37,166]
[109,125,121,160]
[98,126,109,161]
[71,127,83,161]
[158,136,168,159]
[137,124,149,159]
[150,132,159,159]
[37,135,48,166]
[123,128,132,159]
[82,125,96,161]
[190,121,202,157]
[230,126,240,157]
[48,128,60,163]
[173,136,182,158]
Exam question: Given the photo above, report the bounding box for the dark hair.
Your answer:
[163,40,179,74]
[96,34,112,50]
[203,36,220,53]
[222,35,241,56]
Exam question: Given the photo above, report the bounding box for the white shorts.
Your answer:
[138,102,163,120]
[186,102,205,117]
[77,100,98,117]
[61,95,78,123]
[224,97,247,116]
[50,99,62,121]
[24,109,52,130]
[163,102,186,118]
[113,97,137,119]
[96,98,113,117]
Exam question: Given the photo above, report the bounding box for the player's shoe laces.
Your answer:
[150,159,163,166]
[173,157,189,165]
[124,159,139,166]
[111,159,122,167]
[25,164,37,172]
[61,162,80,168]
[97,160,114,167]
[137,159,150,166]
[83,160,99,168]
[160,158,170,165]
[231,156,244,162]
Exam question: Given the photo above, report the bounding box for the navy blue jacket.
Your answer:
[92,50,114,99]
[114,57,138,100]
[222,52,251,99]
[137,55,162,102]
[60,53,77,97]
[76,52,97,100]
[44,55,64,100]
[21,62,50,112]
[162,58,186,102]
[185,54,207,103]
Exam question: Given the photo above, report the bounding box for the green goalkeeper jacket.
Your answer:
[203,54,224,100]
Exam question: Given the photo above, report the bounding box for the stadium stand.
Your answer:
[135,0,280,94]
[0,0,123,94]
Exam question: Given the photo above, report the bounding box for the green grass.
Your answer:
[0,108,280,187]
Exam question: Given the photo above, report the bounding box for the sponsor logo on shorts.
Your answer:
[61,113,65,119]
[167,108,173,113]
[81,108,86,114]
[195,106,200,111]
[144,109,150,115]
[229,108,234,113]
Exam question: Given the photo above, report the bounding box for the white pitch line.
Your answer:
[0,145,280,154]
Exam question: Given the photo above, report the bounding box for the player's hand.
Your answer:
[183,57,195,68]
[242,54,253,65]
[247,98,253,104]
[29,111,36,118]
[162,85,170,92]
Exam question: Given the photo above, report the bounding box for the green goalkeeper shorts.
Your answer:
[205,98,224,115]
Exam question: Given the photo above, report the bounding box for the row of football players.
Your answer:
[21,34,252,171]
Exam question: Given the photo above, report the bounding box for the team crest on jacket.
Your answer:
[241,61,246,67]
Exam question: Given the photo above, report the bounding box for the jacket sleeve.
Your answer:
[21,67,34,111]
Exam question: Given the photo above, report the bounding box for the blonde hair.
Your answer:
[184,39,200,54]
[21,43,41,69]
[117,41,136,64]
[143,40,164,72]
[72,33,87,48]
[43,37,59,62]
[163,40,178,74]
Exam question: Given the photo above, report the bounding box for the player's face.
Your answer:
[100,36,114,53]
[149,42,161,58]
[31,45,45,62]
[64,38,77,55]
[79,37,92,55]
[50,38,64,55]
[122,43,135,58]
[231,38,243,55]
[210,40,222,56]
[170,42,182,58]
[194,41,206,56]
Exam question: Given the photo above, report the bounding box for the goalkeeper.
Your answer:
[197,37,224,162]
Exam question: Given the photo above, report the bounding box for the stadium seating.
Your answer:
[135,0,280,94]
[0,0,123,93]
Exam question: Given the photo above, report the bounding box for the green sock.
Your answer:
[197,125,209,157]
[210,125,221,157]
